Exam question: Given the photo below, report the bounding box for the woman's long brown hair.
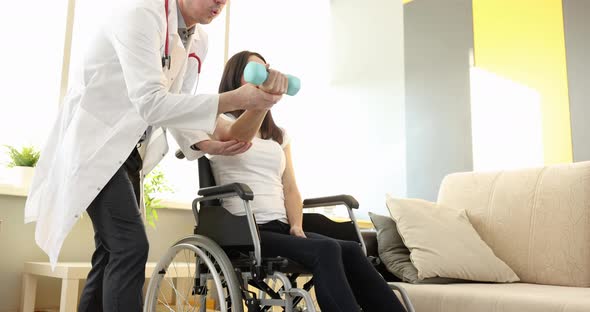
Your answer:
[218,51,283,145]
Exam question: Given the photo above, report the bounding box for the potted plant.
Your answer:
[4,145,40,188]
[143,167,174,228]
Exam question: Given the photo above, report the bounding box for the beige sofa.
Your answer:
[375,161,590,312]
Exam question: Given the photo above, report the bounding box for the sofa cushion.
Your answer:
[369,212,461,284]
[386,195,519,283]
[361,230,401,282]
[391,282,590,312]
[437,161,590,287]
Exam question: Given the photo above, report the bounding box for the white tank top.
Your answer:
[208,116,291,224]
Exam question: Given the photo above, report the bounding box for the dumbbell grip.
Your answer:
[243,62,301,96]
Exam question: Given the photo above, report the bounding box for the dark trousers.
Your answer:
[258,221,407,312]
[78,148,149,312]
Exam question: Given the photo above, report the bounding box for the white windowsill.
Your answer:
[159,199,192,210]
[0,183,373,228]
[0,182,192,210]
[0,183,29,197]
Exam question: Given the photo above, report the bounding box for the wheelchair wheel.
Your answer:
[145,235,243,312]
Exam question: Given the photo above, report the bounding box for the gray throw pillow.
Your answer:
[369,212,461,284]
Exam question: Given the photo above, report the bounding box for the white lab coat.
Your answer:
[25,0,210,267]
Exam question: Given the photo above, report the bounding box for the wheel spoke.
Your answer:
[146,238,242,312]
[183,249,195,309]
[158,288,175,312]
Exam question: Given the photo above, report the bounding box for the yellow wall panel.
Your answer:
[472,0,572,164]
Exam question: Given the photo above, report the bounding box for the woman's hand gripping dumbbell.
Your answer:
[244,62,301,96]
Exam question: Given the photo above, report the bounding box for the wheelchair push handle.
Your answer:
[243,62,301,96]
[175,149,185,159]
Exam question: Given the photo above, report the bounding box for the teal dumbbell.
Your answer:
[243,62,301,96]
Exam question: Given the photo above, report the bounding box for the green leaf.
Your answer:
[4,145,40,168]
[142,165,174,229]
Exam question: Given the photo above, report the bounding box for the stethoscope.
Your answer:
[161,0,171,69]
[161,0,202,77]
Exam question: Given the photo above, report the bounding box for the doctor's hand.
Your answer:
[194,139,252,156]
[234,84,283,111]
[289,226,307,238]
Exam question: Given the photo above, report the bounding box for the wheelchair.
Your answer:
[144,150,415,312]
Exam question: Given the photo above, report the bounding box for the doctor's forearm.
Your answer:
[218,90,241,114]
[218,85,280,114]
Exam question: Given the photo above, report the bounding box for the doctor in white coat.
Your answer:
[24,0,288,310]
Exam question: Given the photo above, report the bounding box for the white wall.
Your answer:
[563,0,590,162]
[403,0,475,201]
[325,0,406,217]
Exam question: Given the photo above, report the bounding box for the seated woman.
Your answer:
[197,51,407,312]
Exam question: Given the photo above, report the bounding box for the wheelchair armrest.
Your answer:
[303,194,359,209]
[198,183,254,201]
[303,194,366,256]
[194,183,261,266]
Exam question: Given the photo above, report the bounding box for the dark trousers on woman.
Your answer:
[78,148,149,312]
[258,221,406,312]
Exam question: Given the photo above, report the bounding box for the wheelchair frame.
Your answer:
[145,153,415,312]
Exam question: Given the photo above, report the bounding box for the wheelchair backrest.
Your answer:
[198,156,221,206]
[196,156,255,253]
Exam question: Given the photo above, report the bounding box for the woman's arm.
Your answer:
[282,144,306,237]
[213,110,269,142]
[191,110,266,155]
[213,68,288,143]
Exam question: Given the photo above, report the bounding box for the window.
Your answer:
[158,0,408,221]
[1,0,405,222]
[227,0,335,213]
[159,0,333,208]
[0,0,68,164]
